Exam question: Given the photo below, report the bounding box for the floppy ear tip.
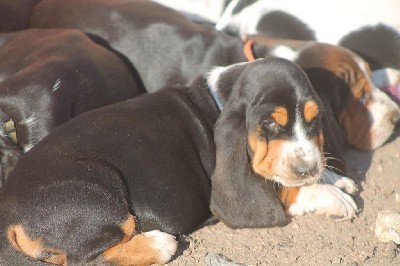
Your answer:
[209,170,287,228]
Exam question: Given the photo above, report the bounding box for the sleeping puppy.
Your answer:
[0,28,141,183]
[0,58,357,265]
[217,0,400,70]
[217,0,400,98]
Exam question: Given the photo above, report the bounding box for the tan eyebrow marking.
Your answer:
[271,106,288,126]
[304,100,319,122]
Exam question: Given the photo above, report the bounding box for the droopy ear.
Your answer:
[210,95,286,229]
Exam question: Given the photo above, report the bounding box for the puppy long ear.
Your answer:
[209,66,286,229]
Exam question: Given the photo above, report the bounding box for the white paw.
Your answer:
[144,230,178,264]
[288,184,358,221]
[322,170,358,195]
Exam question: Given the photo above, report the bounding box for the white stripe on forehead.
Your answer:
[294,106,308,142]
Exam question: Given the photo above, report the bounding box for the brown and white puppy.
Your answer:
[0,28,141,183]
[0,58,347,265]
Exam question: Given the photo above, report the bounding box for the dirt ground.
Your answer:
[167,128,400,265]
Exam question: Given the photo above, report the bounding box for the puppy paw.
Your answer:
[144,230,178,264]
[322,170,358,195]
[288,184,358,221]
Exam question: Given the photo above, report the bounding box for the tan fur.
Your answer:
[248,132,284,178]
[278,186,300,208]
[102,214,172,265]
[103,233,163,266]
[7,224,67,265]
[304,100,319,123]
[272,106,288,126]
[120,214,137,242]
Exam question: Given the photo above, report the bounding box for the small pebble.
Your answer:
[395,193,400,203]
[375,210,400,244]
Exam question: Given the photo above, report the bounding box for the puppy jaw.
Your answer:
[248,103,324,186]
[339,56,400,150]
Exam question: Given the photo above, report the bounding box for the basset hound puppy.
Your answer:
[0,28,141,184]
[0,58,357,265]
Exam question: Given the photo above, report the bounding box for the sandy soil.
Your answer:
[167,128,400,265]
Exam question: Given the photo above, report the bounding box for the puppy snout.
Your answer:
[292,162,318,179]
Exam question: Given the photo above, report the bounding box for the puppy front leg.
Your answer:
[279,183,358,221]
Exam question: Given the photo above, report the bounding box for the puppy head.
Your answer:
[212,58,324,187]
[294,43,400,150]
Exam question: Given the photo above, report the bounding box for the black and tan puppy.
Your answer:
[0,28,141,182]
[0,58,356,265]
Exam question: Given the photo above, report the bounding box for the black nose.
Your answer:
[293,163,318,179]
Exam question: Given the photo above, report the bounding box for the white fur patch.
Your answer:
[322,169,358,195]
[273,107,323,186]
[207,66,226,110]
[143,230,177,264]
[288,184,358,220]
[207,62,250,110]
[270,45,299,61]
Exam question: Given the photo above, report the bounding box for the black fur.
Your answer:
[256,11,316,41]
[29,0,247,93]
[0,28,141,184]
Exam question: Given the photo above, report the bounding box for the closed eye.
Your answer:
[262,119,281,134]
